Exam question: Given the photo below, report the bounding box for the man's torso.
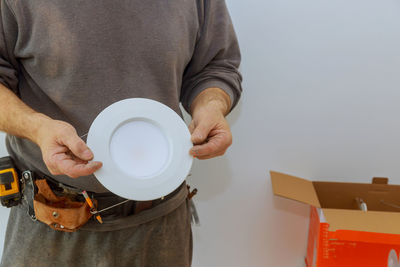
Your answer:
[4,0,201,191]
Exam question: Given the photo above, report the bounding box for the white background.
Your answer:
[1,0,400,266]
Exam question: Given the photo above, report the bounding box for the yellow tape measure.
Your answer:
[0,157,21,207]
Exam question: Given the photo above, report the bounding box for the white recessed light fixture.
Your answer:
[87,98,193,200]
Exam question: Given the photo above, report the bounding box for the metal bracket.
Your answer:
[189,199,200,226]
[86,197,131,215]
[21,170,37,221]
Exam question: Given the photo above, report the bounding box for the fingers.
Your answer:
[62,134,94,161]
[191,121,212,145]
[39,120,93,162]
[189,111,233,159]
[188,121,195,134]
[40,121,101,178]
[48,153,102,178]
[60,161,102,178]
[191,131,232,159]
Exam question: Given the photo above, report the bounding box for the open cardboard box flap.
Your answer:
[270,171,321,207]
[270,171,400,235]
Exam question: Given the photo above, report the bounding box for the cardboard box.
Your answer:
[270,171,400,267]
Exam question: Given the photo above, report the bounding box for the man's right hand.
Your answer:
[0,83,101,178]
[34,116,102,178]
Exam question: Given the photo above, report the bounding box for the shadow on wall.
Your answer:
[271,190,310,219]
[183,100,243,201]
[187,157,233,201]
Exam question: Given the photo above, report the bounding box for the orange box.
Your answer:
[270,171,400,267]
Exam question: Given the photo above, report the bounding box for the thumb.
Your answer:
[191,121,212,145]
[188,121,195,134]
[63,134,94,161]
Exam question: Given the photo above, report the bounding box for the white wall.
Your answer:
[1,0,400,266]
[190,0,400,266]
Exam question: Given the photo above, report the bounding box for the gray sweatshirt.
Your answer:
[0,0,242,193]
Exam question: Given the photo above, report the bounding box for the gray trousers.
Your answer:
[0,200,192,267]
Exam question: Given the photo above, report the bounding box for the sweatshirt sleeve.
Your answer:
[180,0,242,114]
[0,0,19,93]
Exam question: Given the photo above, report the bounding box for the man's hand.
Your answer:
[34,116,102,178]
[0,83,101,178]
[189,88,232,159]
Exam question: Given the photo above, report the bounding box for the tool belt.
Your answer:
[0,155,198,232]
[20,170,92,232]
[19,169,188,232]
[33,178,92,231]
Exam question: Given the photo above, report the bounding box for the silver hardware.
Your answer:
[355,197,368,212]
[52,211,59,218]
[21,171,37,221]
[87,198,130,215]
[189,199,200,226]
[60,225,65,229]
[90,195,165,215]
[54,223,59,228]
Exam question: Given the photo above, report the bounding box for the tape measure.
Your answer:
[0,157,21,207]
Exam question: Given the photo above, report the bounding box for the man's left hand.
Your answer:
[189,88,232,159]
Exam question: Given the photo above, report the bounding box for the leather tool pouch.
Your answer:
[33,179,93,232]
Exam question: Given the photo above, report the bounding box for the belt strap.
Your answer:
[135,201,153,214]
[15,159,186,222]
